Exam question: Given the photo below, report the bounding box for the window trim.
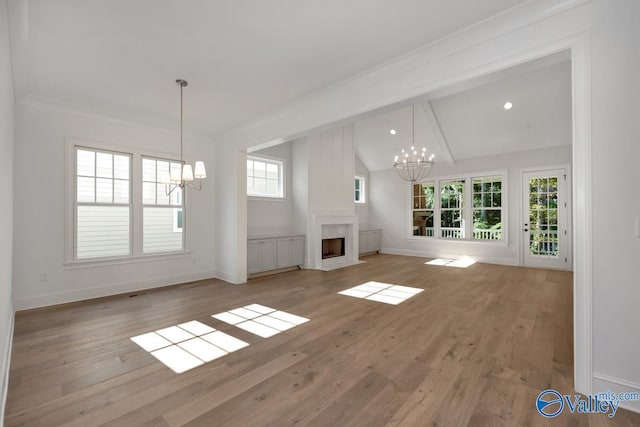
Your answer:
[354,176,366,204]
[407,170,507,244]
[246,154,285,199]
[65,139,191,265]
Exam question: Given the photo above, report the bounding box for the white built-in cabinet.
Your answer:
[248,235,305,275]
[359,229,382,255]
[277,236,305,269]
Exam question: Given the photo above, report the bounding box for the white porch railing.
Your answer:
[441,227,463,239]
[472,229,502,240]
[414,227,503,240]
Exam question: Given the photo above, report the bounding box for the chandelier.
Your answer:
[162,79,206,195]
[393,104,435,182]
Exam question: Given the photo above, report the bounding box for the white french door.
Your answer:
[522,168,571,270]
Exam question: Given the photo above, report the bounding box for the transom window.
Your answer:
[355,176,365,203]
[75,147,131,259]
[247,156,284,198]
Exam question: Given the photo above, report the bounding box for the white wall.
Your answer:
[12,103,216,309]
[247,142,294,237]
[307,125,355,216]
[214,141,246,283]
[590,0,640,407]
[370,145,571,265]
[0,0,15,419]
[355,155,370,228]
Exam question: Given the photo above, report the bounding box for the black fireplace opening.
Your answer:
[322,237,345,259]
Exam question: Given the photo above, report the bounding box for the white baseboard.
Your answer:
[593,372,640,414]
[214,270,245,284]
[13,271,216,311]
[1,305,15,427]
[380,247,519,267]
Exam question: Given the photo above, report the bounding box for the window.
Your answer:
[440,180,465,239]
[71,143,193,262]
[355,176,365,203]
[75,147,131,259]
[412,182,435,237]
[409,173,505,242]
[472,176,502,240]
[142,157,184,254]
[247,156,283,198]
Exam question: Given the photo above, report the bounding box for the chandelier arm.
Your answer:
[185,181,203,191]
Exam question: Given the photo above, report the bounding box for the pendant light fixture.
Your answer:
[162,79,206,195]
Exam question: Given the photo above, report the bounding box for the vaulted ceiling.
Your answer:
[353,52,572,171]
[8,0,528,136]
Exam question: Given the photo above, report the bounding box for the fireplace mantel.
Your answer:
[310,214,360,271]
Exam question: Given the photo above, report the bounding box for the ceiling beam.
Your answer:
[419,101,455,165]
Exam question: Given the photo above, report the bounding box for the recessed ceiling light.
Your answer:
[389,129,397,135]
[503,101,513,110]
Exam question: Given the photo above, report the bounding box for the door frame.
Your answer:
[520,165,572,271]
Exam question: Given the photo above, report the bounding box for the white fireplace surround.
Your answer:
[311,214,359,271]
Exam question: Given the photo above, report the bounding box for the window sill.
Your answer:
[64,251,192,270]
[248,196,286,202]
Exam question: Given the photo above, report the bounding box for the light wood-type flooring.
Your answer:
[5,254,640,426]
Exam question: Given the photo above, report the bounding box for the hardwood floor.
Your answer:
[5,254,640,426]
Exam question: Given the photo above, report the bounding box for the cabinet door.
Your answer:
[260,240,277,271]
[247,240,261,274]
[358,231,369,254]
[276,238,292,269]
[291,237,305,266]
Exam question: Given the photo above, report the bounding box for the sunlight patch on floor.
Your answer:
[338,281,424,305]
[130,320,249,374]
[212,304,309,338]
[425,256,476,268]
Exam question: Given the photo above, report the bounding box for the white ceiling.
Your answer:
[8,0,528,136]
[354,54,572,171]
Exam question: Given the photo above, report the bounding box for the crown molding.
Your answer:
[16,93,213,141]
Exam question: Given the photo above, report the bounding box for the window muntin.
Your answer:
[440,180,465,239]
[247,156,283,198]
[412,182,435,237]
[472,176,503,241]
[142,157,184,254]
[75,147,131,259]
[355,176,365,203]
